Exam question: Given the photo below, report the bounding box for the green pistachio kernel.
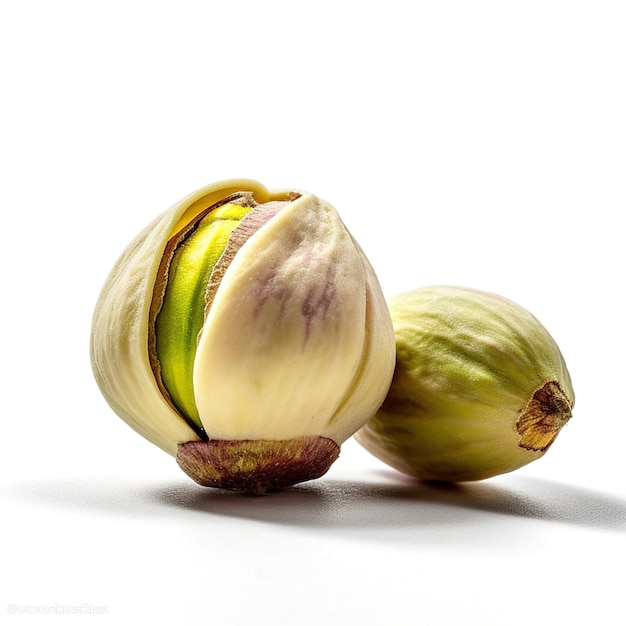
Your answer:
[154,201,254,433]
[355,285,574,482]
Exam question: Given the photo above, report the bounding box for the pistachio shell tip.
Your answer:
[176,436,340,495]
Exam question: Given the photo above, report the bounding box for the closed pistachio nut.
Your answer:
[90,179,395,493]
[355,285,574,482]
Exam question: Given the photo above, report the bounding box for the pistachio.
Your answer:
[355,285,574,482]
[90,179,395,494]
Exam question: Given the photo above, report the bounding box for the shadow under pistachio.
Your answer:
[152,470,626,533]
[11,470,625,535]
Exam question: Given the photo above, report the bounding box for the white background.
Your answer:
[1,1,625,624]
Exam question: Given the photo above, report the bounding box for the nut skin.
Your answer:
[90,179,395,492]
[177,437,340,495]
[355,285,574,482]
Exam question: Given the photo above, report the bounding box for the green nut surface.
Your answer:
[355,285,574,482]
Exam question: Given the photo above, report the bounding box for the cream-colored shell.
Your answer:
[90,179,395,456]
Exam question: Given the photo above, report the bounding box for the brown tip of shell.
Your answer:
[516,380,573,452]
[176,436,340,495]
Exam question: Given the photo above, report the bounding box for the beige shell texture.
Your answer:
[90,179,396,459]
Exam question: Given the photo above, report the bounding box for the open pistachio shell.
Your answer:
[90,179,395,493]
